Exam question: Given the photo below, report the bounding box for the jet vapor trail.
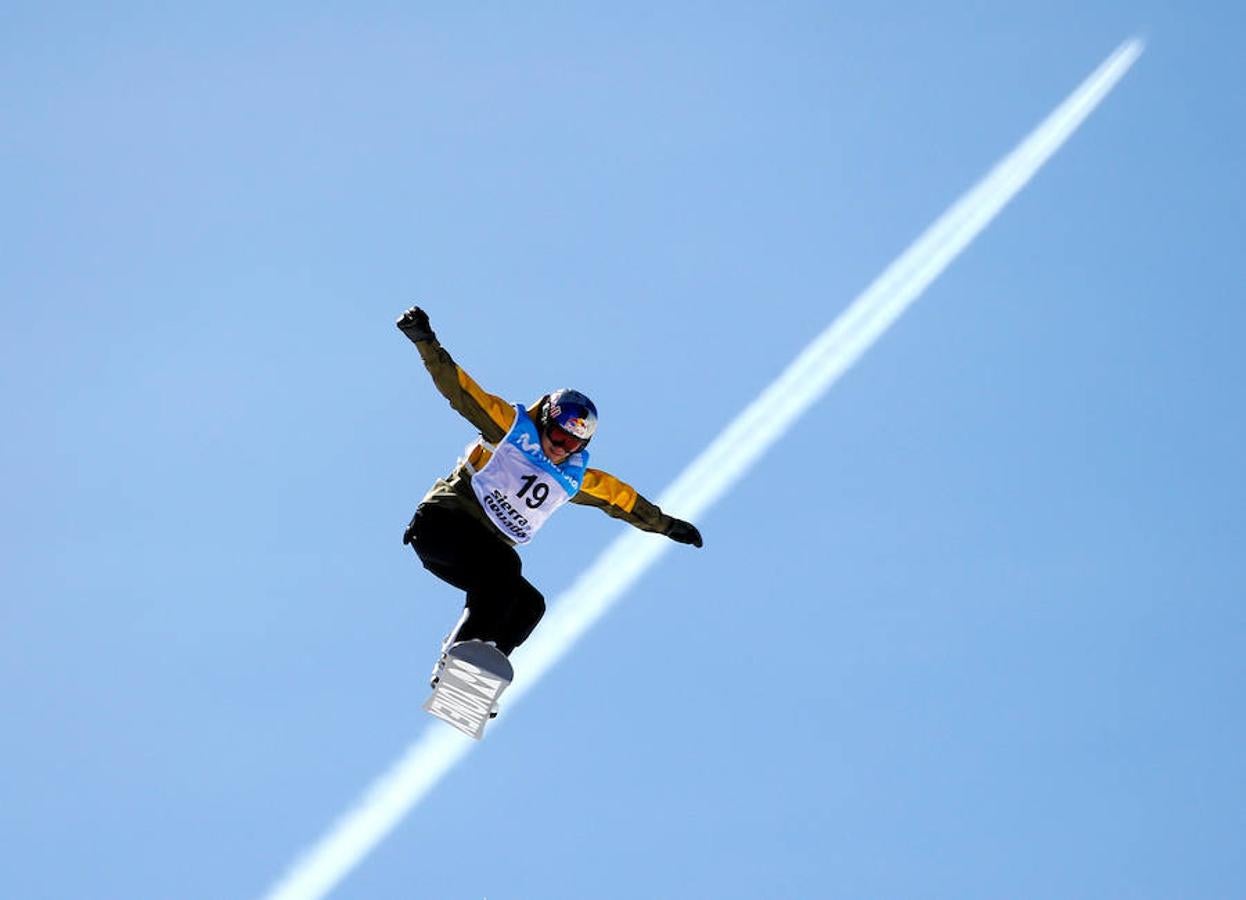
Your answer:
[262,38,1142,900]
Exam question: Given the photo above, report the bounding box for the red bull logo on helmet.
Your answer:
[562,417,593,439]
[546,389,597,441]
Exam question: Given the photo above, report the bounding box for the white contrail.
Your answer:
[262,38,1142,900]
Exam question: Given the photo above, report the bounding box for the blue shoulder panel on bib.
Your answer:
[505,404,588,495]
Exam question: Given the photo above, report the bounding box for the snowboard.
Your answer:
[423,640,514,740]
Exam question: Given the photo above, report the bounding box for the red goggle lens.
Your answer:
[548,423,585,451]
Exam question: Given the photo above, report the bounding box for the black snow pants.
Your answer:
[405,502,545,655]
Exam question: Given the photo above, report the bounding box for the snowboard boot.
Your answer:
[429,609,471,690]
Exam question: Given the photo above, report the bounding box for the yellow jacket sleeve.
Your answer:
[414,337,516,442]
[570,467,671,534]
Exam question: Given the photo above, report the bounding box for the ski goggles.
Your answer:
[547,422,586,452]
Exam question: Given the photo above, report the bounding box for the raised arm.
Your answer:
[396,306,515,441]
[570,468,703,547]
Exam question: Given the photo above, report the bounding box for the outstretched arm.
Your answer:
[570,468,703,547]
[396,306,514,441]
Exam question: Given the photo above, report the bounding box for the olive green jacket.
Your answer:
[411,335,677,544]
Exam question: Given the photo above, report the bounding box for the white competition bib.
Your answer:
[469,404,588,544]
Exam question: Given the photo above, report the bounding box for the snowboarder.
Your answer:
[396,306,703,690]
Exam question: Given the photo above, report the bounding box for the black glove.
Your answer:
[665,517,703,548]
[396,306,436,344]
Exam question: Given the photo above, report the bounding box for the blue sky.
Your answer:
[3,4,1244,898]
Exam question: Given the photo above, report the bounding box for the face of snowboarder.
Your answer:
[541,421,584,463]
